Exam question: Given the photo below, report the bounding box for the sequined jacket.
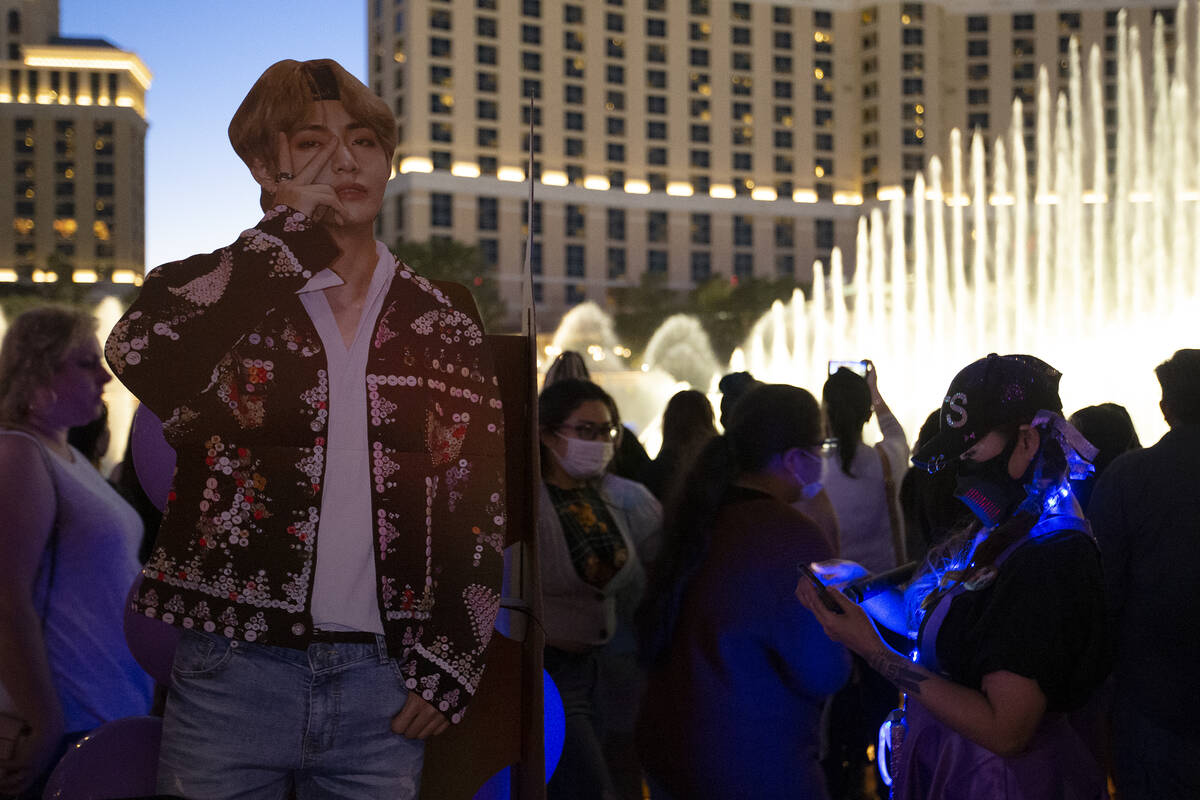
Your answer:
[105,206,506,723]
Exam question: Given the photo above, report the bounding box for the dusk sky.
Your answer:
[59,1,366,269]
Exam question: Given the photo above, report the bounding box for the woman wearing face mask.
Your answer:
[635,383,850,800]
[537,378,662,800]
[797,354,1110,800]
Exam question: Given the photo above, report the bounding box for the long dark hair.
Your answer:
[823,367,872,477]
[637,384,822,666]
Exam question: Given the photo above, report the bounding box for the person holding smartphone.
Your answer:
[796,354,1110,800]
[636,383,850,799]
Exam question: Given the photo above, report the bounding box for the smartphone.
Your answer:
[828,359,868,377]
[797,563,845,615]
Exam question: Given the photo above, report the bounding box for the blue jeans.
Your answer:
[157,630,424,800]
[544,647,619,800]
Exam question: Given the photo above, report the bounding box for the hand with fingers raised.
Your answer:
[257,132,348,225]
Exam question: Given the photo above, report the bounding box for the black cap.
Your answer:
[913,353,1063,472]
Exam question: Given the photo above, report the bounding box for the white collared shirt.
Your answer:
[296,241,395,633]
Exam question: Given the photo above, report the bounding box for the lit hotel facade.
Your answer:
[371,0,1180,323]
[0,0,150,288]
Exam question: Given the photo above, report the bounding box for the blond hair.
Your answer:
[0,306,97,424]
[228,59,397,174]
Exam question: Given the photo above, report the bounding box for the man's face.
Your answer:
[284,99,389,228]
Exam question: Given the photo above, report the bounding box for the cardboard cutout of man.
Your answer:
[106,59,506,798]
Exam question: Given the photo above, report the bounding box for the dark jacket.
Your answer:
[105,206,506,723]
[637,490,850,798]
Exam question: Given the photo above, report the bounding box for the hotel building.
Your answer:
[0,0,150,288]
[371,0,1181,324]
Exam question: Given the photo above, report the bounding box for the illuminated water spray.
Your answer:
[738,8,1199,443]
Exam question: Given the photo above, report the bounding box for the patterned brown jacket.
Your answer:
[105,206,506,723]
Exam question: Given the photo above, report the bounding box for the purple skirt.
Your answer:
[890,698,1108,800]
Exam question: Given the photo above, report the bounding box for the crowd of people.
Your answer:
[0,53,1197,800]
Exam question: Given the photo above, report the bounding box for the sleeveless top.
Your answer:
[0,430,153,731]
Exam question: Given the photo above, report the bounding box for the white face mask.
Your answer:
[554,435,615,479]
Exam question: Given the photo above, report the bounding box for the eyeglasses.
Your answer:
[557,422,620,441]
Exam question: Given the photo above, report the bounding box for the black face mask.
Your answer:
[954,435,1028,527]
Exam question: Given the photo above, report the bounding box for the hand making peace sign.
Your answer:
[259,131,349,225]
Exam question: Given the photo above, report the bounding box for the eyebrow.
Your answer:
[291,122,372,136]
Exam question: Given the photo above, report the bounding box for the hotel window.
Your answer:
[815,133,833,151]
[477,128,497,147]
[565,30,583,50]
[691,124,710,142]
[564,4,583,23]
[814,9,832,27]
[903,53,924,72]
[690,149,710,167]
[862,156,879,174]
[647,121,667,140]
[647,70,667,88]
[774,155,793,172]
[647,95,667,114]
[522,78,542,98]
[690,0,710,16]
[479,156,498,175]
[731,2,751,21]
[431,193,453,228]
[565,57,584,77]
[478,197,498,230]
[967,113,989,130]
[522,200,543,234]
[522,0,540,17]
[566,138,584,156]
[648,212,668,242]
[774,6,791,24]
[902,78,924,95]
[479,238,498,268]
[430,37,451,57]
[608,89,626,108]
[733,152,753,170]
[566,205,586,238]
[814,84,833,103]
[968,63,989,80]
[902,153,924,171]
[689,21,709,41]
[813,157,832,176]
[774,56,793,74]
[967,40,988,57]
[476,44,497,64]
[607,168,625,186]
[733,215,753,246]
[776,254,794,277]
[647,0,665,10]
[648,173,667,191]
[647,18,666,37]
[566,245,585,276]
[607,65,625,84]
[732,52,752,71]
[1013,13,1034,31]
[607,209,626,240]
[431,151,451,170]
[522,52,541,71]
[522,105,543,125]
[1058,12,1081,30]
[691,213,711,244]
[430,9,451,29]
[774,81,793,99]
[903,129,923,146]
[774,130,793,148]
[647,43,667,62]
[967,15,987,32]
[815,219,835,250]
[1013,38,1034,57]
[607,116,625,135]
[477,72,498,91]
[1013,63,1035,81]
[565,111,584,130]
[607,13,624,31]
[608,248,626,278]
[522,24,541,43]
[774,31,792,49]
[607,143,625,162]
[902,28,923,46]
[523,133,542,152]
[690,252,711,282]
[690,48,710,67]
[430,94,452,114]
[607,38,625,58]
[1105,10,1119,27]
[968,88,989,105]
[901,3,923,20]
[647,147,667,165]
[815,108,833,127]
[732,26,750,45]
[692,98,711,118]
[648,250,668,273]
